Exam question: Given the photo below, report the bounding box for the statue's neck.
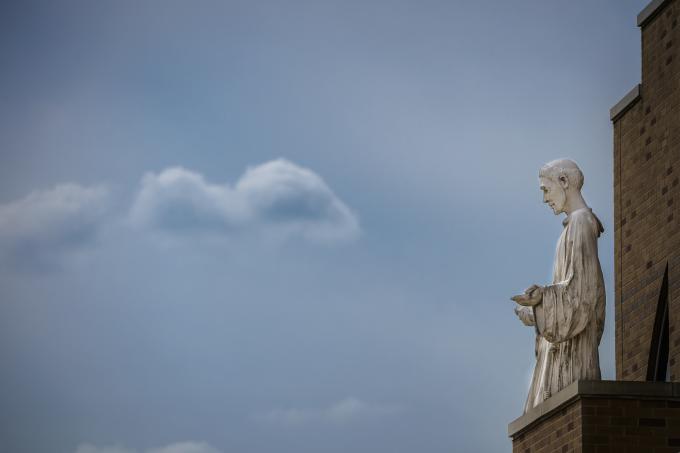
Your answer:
[564,192,588,216]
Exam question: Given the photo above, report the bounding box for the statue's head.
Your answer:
[539,159,584,215]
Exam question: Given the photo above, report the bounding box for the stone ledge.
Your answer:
[637,0,671,27]
[508,380,680,438]
[610,84,641,122]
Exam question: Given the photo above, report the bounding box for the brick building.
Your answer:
[612,0,680,384]
[508,1,680,451]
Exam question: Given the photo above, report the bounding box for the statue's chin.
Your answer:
[546,204,563,215]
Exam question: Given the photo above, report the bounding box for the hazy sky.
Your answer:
[0,1,649,452]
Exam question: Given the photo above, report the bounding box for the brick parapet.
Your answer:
[509,381,680,452]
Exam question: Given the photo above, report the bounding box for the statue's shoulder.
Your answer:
[570,208,593,221]
[570,208,604,237]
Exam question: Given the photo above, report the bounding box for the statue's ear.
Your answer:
[558,174,569,190]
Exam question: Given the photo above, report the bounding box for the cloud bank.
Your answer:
[0,183,109,265]
[75,442,222,453]
[255,397,401,426]
[0,159,356,269]
[129,159,359,243]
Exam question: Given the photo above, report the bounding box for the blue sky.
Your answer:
[0,1,649,452]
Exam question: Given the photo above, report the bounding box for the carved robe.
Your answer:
[524,207,605,413]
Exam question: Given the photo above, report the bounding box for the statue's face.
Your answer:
[540,176,566,215]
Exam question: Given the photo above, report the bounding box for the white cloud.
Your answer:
[0,183,109,265]
[146,442,222,453]
[75,445,134,453]
[255,397,401,426]
[129,159,359,243]
[75,442,221,453]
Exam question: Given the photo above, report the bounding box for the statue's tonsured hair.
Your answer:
[539,158,584,190]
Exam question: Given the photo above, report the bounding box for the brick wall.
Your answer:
[511,402,582,453]
[580,397,680,452]
[613,0,680,382]
[510,385,680,453]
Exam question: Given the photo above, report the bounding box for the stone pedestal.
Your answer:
[508,380,680,453]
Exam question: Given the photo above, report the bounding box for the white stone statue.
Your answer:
[511,159,605,413]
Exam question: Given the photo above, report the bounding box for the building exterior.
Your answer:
[612,0,680,384]
[509,1,680,451]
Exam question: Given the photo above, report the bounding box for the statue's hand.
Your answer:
[514,306,535,326]
[511,284,544,307]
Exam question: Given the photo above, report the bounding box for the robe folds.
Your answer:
[524,207,605,413]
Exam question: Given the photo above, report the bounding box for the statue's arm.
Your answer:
[514,306,535,326]
[535,214,601,342]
